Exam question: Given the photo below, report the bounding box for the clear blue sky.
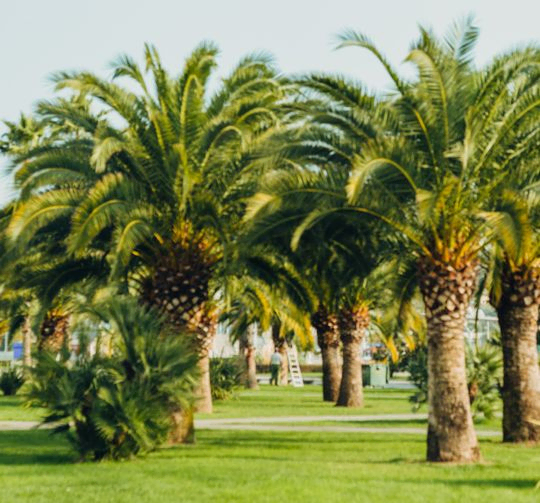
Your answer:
[1,0,539,204]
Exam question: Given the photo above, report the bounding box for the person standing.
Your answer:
[269,349,282,385]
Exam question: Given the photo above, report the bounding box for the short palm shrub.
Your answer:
[26,298,198,461]
[466,344,502,420]
[0,366,25,396]
[209,357,243,401]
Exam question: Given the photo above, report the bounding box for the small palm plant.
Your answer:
[26,297,198,460]
[0,367,25,396]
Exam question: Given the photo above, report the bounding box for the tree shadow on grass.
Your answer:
[0,430,75,465]
[435,478,537,490]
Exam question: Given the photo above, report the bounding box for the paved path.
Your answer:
[0,414,500,438]
[0,421,40,430]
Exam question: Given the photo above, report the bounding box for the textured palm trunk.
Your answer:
[22,318,33,369]
[322,345,341,401]
[169,406,195,444]
[191,309,217,414]
[497,266,540,443]
[420,259,481,463]
[312,307,341,402]
[240,325,258,389]
[196,352,213,413]
[336,306,368,408]
[139,234,219,443]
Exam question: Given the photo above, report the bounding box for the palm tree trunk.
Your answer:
[187,306,217,414]
[169,406,195,444]
[321,344,341,402]
[240,325,258,389]
[420,259,481,463]
[22,318,33,369]
[196,353,213,413]
[336,306,368,408]
[497,268,540,442]
[313,307,341,402]
[246,345,258,389]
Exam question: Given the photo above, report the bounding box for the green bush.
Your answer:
[407,343,502,418]
[209,357,243,401]
[26,298,198,461]
[0,366,25,396]
[466,344,502,419]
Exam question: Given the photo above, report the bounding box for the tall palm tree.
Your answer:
[6,44,288,416]
[245,144,390,406]
[485,190,540,441]
[474,48,540,442]
[335,18,540,461]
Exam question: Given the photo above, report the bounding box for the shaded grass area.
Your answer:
[0,429,538,503]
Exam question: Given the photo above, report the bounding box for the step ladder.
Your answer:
[286,344,304,387]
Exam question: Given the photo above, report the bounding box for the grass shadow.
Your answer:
[434,478,537,490]
[0,430,75,466]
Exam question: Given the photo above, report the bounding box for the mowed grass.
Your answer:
[0,385,537,503]
[0,429,539,503]
[197,385,416,419]
[0,395,44,421]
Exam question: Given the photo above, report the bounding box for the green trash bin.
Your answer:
[370,364,387,387]
[362,364,371,386]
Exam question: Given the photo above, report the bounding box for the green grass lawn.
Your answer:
[197,386,416,419]
[0,429,538,503]
[0,385,537,502]
[0,396,44,421]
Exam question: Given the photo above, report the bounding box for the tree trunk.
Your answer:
[313,306,341,402]
[321,345,341,402]
[336,306,368,408]
[190,308,217,414]
[196,352,213,413]
[240,325,258,389]
[497,267,540,443]
[246,346,258,389]
[420,259,481,463]
[22,318,33,369]
[168,406,195,444]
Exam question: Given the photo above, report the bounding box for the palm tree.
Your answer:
[5,44,287,416]
[485,191,540,441]
[335,18,540,461]
[311,304,340,401]
[244,140,390,406]
[473,48,540,442]
[243,65,393,400]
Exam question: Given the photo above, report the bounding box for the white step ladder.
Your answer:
[286,344,304,387]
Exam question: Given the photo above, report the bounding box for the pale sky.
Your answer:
[1,0,539,204]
